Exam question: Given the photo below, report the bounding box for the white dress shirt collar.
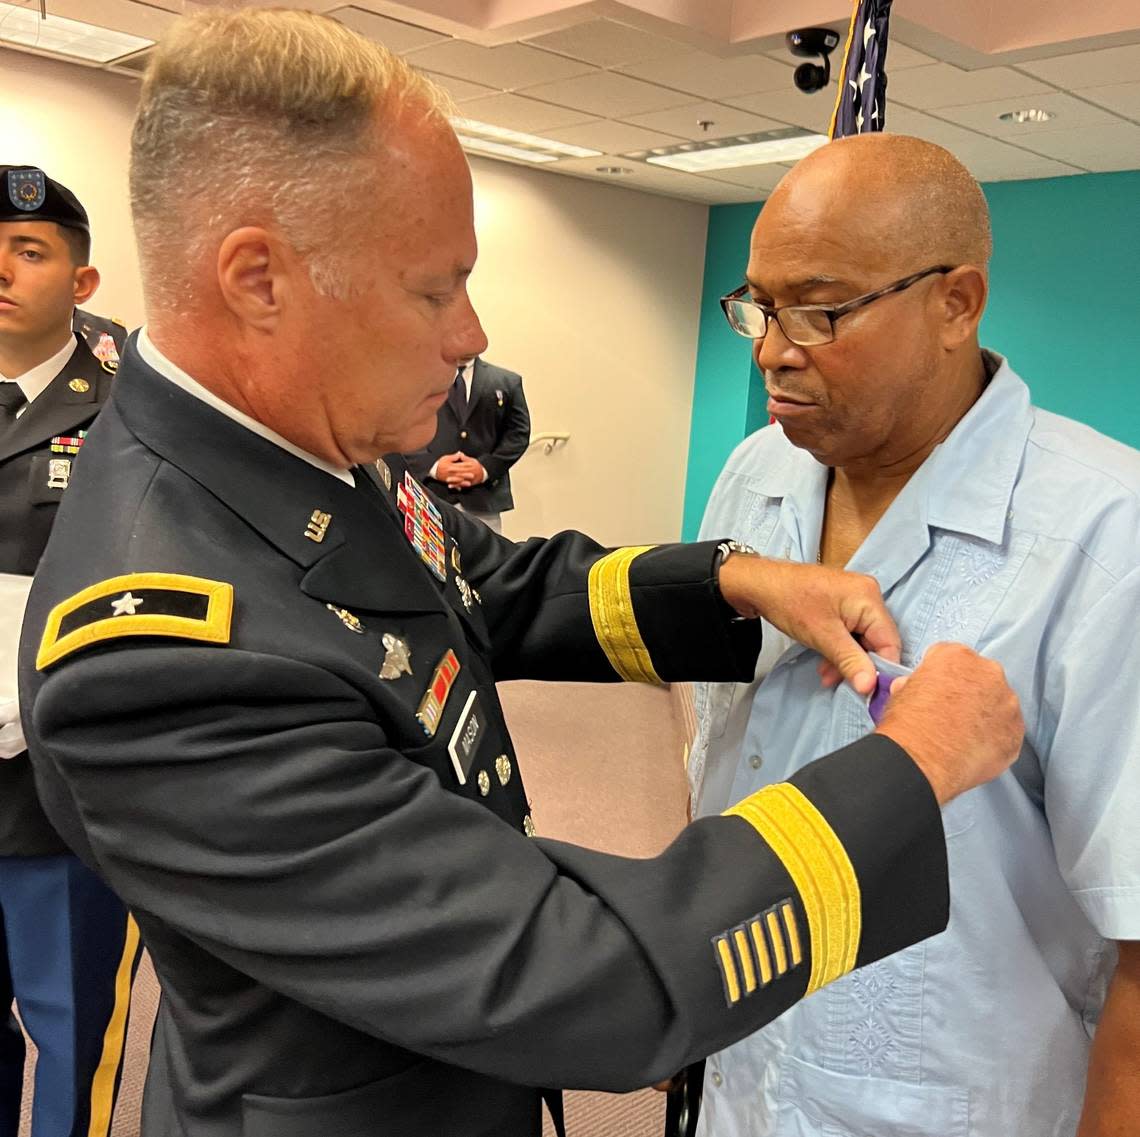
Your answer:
[3,333,79,411]
[136,327,355,487]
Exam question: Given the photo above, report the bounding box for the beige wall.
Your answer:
[0,47,708,544]
[0,48,145,326]
[466,156,707,545]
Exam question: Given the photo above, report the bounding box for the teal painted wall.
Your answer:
[682,170,1140,539]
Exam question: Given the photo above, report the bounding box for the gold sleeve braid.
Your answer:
[586,546,663,684]
[725,783,861,995]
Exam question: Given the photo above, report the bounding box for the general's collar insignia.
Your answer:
[68,377,90,394]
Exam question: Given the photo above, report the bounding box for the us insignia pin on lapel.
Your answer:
[416,648,460,735]
[304,509,332,543]
[326,604,364,634]
[68,378,90,394]
[375,458,392,491]
[379,633,412,681]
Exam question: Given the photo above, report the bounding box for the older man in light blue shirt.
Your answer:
[690,133,1140,1137]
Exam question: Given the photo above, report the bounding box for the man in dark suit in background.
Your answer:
[0,165,140,1137]
[405,353,530,533]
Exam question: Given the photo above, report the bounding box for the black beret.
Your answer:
[0,166,89,232]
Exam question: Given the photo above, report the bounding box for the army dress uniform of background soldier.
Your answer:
[405,354,530,533]
[0,166,140,1137]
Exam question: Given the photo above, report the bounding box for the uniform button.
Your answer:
[460,431,468,439]
[712,1072,724,1088]
[749,753,763,770]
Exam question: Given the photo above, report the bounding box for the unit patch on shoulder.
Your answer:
[37,572,233,670]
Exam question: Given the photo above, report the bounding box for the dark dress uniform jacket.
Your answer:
[0,333,112,854]
[19,341,950,1137]
[406,358,530,513]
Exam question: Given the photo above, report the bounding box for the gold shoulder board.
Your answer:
[37,572,233,670]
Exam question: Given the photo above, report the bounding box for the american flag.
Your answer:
[829,0,894,138]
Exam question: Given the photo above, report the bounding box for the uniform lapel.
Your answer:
[112,345,444,617]
[0,336,107,463]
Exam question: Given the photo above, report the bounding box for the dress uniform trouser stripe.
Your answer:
[586,547,662,684]
[86,914,140,1137]
[725,784,861,995]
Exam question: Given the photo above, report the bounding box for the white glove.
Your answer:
[0,697,25,759]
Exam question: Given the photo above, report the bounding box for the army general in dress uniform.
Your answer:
[0,166,140,1137]
[17,12,1023,1137]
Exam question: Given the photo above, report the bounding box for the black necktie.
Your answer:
[448,367,467,418]
[0,383,26,439]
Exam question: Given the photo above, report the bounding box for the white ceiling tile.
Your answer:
[887,63,1052,110]
[704,164,791,192]
[403,41,593,90]
[619,50,793,99]
[521,71,692,118]
[621,101,786,141]
[458,93,598,133]
[883,42,937,70]
[944,135,1085,180]
[1012,121,1140,172]
[884,105,997,149]
[331,7,445,54]
[419,71,497,104]
[547,155,718,202]
[723,85,838,133]
[935,92,1122,138]
[541,120,684,154]
[1018,44,1140,90]
[961,151,1083,182]
[1077,82,1140,121]
[523,19,690,69]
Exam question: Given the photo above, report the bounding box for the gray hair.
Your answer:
[130,8,452,313]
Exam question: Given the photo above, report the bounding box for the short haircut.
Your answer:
[129,8,452,313]
[58,223,91,267]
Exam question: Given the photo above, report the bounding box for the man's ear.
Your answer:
[216,227,295,330]
[72,266,100,306]
[936,265,987,352]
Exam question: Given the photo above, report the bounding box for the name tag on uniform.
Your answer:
[448,690,485,785]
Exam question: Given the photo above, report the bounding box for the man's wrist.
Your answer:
[714,541,764,620]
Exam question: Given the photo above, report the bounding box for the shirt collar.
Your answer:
[136,327,354,487]
[6,333,79,406]
[748,350,1033,548]
[920,350,1032,544]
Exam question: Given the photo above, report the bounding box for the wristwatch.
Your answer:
[713,540,761,619]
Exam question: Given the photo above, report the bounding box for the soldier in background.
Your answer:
[0,164,140,1137]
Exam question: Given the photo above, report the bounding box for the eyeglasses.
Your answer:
[719,265,956,346]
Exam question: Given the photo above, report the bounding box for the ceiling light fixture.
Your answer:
[998,109,1056,124]
[450,117,601,164]
[630,128,829,173]
[0,1,153,63]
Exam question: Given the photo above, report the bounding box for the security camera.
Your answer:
[786,27,840,94]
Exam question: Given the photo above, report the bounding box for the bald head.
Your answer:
[765,134,992,274]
